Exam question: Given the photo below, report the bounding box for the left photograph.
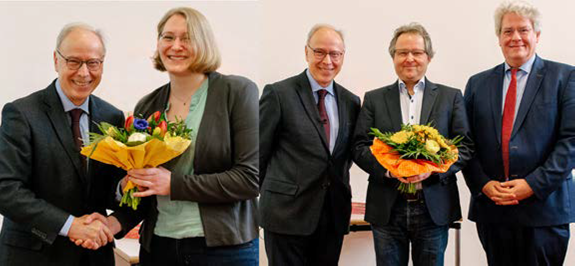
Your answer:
[0,2,262,266]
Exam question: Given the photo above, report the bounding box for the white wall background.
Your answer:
[1,1,574,265]
[0,1,263,112]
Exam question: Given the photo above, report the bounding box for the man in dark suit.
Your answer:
[462,1,575,265]
[259,24,360,265]
[352,23,472,266]
[0,23,124,265]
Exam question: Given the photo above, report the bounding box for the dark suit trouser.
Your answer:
[264,194,345,266]
[80,249,114,266]
[476,223,570,266]
[0,239,114,266]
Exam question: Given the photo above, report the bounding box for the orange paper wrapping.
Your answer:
[370,138,458,177]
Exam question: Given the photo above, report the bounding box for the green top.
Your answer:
[154,78,209,239]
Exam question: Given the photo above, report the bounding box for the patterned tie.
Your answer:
[69,108,84,151]
[317,89,330,145]
[501,68,518,179]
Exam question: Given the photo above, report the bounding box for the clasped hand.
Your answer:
[68,213,115,250]
[482,179,534,205]
[393,172,432,184]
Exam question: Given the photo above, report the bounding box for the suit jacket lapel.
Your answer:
[489,64,505,145]
[85,97,107,193]
[332,82,347,153]
[511,56,545,138]
[420,79,438,125]
[384,83,403,132]
[43,82,88,184]
[88,98,101,136]
[294,71,330,152]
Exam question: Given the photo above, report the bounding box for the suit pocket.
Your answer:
[264,178,299,196]
[2,230,43,251]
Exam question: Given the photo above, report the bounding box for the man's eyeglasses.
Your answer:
[307,45,344,61]
[394,49,427,59]
[159,33,191,46]
[56,50,103,71]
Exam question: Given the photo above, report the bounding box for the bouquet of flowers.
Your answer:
[81,111,192,210]
[370,124,462,194]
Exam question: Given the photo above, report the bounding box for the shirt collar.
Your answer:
[55,79,90,114]
[504,54,536,74]
[397,77,426,94]
[306,69,335,96]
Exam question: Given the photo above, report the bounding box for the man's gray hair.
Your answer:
[388,22,435,59]
[306,24,345,48]
[55,22,106,54]
[494,0,541,36]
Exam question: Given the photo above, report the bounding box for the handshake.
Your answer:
[68,212,122,250]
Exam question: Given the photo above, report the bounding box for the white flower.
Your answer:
[128,132,147,143]
[425,140,440,154]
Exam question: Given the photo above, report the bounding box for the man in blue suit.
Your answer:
[463,1,575,265]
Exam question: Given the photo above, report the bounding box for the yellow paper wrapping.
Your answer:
[370,138,458,178]
[81,135,191,192]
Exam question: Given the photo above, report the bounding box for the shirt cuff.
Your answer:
[385,170,392,178]
[58,215,74,236]
[115,181,123,202]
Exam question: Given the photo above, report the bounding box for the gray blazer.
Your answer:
[0,80,125,266]
[259,70,361,236]
[113,72,259,249]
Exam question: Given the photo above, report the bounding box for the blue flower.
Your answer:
[133,119,149,131]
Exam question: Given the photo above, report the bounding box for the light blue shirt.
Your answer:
[55,79,90,237]
[502,54,536,125]
[398,78,426,125]
[306,69,339,153]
